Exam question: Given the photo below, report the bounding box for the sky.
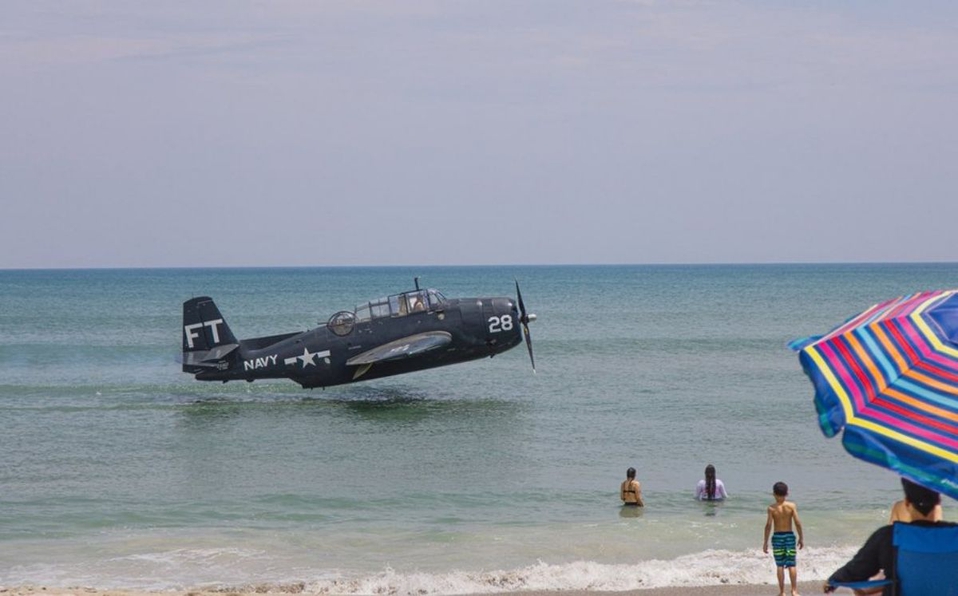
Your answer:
[2,1,957,268]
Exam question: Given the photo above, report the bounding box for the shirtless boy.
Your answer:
[763,481,804,596]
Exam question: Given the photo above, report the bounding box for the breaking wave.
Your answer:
[9,547,858,594]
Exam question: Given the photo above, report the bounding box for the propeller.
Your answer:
[515,280,537,373]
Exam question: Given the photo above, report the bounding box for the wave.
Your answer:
[7,547,858,594]
[293,549,856,594]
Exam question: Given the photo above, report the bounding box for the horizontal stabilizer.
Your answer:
[346,331,452,366]
[182,343,239,367]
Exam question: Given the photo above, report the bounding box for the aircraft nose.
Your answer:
[497,298,535,324]
[506,298,535,323]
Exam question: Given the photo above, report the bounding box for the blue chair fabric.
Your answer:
[828,522,958,595]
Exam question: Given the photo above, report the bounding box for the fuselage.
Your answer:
[190,293,523,388]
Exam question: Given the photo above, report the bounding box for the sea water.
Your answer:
[1,264,956,592]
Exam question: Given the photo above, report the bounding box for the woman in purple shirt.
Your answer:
[695,464,728,501]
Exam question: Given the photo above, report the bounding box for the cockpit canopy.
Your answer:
[353,289,446,323]
[327,289,448,336]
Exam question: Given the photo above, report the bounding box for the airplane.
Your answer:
[181,279,536,389]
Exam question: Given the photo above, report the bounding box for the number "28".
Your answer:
[488,314,514,333]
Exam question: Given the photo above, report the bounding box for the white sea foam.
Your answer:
[7,546,856,594]
[289,547,857,594]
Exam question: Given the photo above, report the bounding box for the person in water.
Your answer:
[620,467,643,507]
[695,464,728,501]
[763,481,804,596]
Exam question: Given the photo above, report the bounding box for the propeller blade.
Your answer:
[515,280,527,323]
[523,323,536,373]
[515,280,536,373]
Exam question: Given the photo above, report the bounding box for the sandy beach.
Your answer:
[3,583,826,596]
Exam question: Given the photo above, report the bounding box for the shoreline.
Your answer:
[3,583,824,596]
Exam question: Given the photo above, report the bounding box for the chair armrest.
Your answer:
[827,578,892,592]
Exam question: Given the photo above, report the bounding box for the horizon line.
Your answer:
[2,260,957,272]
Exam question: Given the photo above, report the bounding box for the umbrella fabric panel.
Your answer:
[927,293,958,344]
[843,424,958,499]
[800,322,958,444]
[794,289,958,501]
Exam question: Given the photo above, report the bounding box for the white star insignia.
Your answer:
[298,348,317,367]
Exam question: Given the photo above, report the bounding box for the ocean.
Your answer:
[1,264,956,592]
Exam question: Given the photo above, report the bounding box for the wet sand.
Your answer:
[3,582,824,596]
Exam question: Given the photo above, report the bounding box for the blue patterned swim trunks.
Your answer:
[771,531,797,567]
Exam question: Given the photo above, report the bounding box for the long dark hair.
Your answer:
[902,478,940,516]
[705,464,716,501]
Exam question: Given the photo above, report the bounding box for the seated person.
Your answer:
[407,294,425,312]
[888,497,942,523]
[824,478,956,595]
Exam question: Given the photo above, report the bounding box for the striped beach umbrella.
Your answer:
[790,290,958,501]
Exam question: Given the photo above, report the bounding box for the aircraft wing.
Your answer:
[346,331,452,366]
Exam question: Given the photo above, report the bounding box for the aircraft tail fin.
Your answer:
[182,296,240,373]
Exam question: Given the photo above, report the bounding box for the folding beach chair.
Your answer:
[828,522,958,595]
